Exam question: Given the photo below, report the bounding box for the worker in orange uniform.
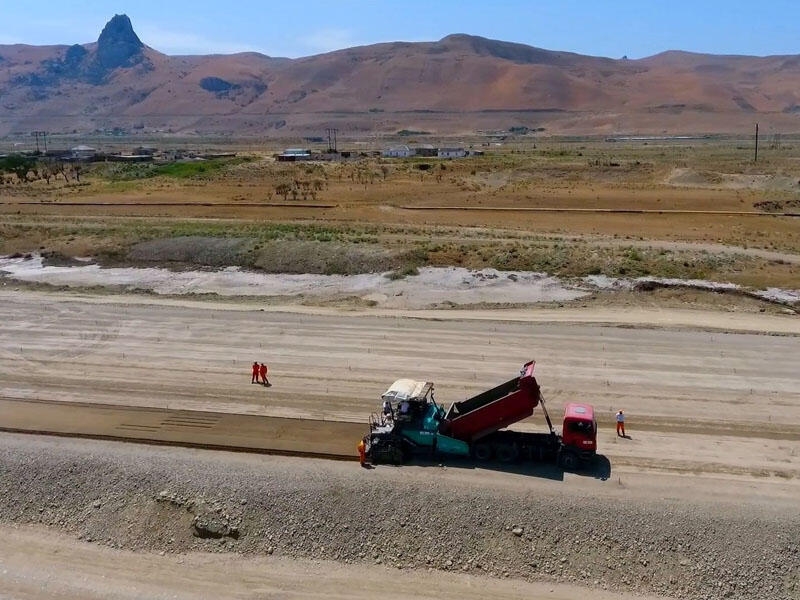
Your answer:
[357,438,367,467]
[251,361,259,384]
[259,363,271,387]
[616,410,626,437]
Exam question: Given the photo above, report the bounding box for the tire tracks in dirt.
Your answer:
[613,415,800,441]
[612,455,797,480]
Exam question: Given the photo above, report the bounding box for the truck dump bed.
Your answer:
[441,361,541,442]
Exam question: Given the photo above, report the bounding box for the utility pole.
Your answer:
[754,123,759,162]
[326,128,338,153]
[31,131,48,153]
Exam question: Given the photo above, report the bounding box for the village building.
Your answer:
[382,145,416,158]
[437,147,467,159]
[276,148,312,161]
[414,145,438,157]
[70,145,97,160]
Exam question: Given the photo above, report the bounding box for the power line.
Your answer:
[31,130,48,153]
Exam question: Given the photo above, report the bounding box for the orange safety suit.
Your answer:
[251,362,259,384]
[259,363,268,385]
[357,439,366,466]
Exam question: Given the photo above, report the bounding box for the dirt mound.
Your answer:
[664,168,724,187]
[666,168,800,192]
[127,236,250,267]
[252,240,402,275]
[41,250,88,267]
[122,237,406,275]
[754,198,800,213]
[1,434,797,600]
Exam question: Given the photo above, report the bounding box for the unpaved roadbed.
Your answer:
[1,433,797,600]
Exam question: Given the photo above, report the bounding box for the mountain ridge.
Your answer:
[1,15,799,137]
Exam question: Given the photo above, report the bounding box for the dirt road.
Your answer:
[1,289,799,487]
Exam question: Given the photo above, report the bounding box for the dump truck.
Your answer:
[364,360,596,469]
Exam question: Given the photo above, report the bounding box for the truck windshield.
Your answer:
[567,420,594,434]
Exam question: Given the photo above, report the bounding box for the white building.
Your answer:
[437,147,467,159]
[382,145,416,158]
[277,148,312,161]
[71,145,96,159]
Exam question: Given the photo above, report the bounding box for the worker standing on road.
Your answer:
[251,361,259,384]
[260,362,271,387]
[357,438,367,467]
[616,410,626,437]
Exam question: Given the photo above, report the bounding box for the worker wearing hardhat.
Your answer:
[616,410,626,437]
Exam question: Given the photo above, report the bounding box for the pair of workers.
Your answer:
[250,361,271,387]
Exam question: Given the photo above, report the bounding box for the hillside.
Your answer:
[1,14,800,137]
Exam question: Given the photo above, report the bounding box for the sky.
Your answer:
[0,0,798,59]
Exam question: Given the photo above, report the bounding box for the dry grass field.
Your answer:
[1,138,799,292]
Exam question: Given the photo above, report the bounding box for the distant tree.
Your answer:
[0,154,36,183]
[274,183,290,201]
[38,161,54,184]
[55,162,69,183]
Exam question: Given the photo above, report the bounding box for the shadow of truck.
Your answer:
[400,453,612,482]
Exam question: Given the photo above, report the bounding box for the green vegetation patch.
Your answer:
[100,156,254,181]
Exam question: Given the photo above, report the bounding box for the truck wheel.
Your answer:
[495,444,519,463]
[473,443,492,461]
[559,450,578,470]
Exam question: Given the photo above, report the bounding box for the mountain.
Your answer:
[1,14,799,137]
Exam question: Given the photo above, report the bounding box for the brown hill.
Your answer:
[1,14,799,137]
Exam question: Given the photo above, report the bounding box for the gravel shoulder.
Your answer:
[1,525,664,600]
[1,433,798,600]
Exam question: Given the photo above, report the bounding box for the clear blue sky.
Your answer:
[0,0,797,59]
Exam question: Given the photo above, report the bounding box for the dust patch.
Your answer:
[665,167,800,192]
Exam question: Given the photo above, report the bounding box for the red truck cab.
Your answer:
[561,402,597,459]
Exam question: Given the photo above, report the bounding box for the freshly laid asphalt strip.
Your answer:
[0,397,364,460]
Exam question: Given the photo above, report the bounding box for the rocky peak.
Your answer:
[96,14,144,69]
